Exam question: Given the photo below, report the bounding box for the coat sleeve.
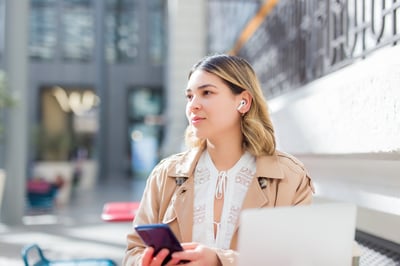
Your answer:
[215,248,239,266]
[122,160,169,266]
[275,153,314,206]
[293,170,314,205]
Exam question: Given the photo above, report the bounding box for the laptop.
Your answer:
[238,202,357,266]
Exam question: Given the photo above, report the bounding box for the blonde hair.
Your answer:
[185,54,276,156]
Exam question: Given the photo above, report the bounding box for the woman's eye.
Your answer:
[203,90,212,96]
[185,94,193,101]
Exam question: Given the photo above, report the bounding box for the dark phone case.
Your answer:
[135,223,184,265]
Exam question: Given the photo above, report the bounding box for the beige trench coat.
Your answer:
[123,147,314,266]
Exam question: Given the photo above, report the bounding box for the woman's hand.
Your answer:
[141,246,182,266]
[141,246,163,266]
[170,242,222,266]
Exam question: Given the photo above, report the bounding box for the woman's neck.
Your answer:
[206,140,244,171]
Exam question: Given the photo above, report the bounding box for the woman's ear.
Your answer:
[238,91,252,113]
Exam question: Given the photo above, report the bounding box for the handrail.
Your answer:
[229,0,279,55]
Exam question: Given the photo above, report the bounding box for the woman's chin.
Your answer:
[193,129,208,139]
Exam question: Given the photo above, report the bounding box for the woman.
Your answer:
[123,54,314,266]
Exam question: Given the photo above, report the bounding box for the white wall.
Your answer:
[269,45,400,155]
[269,45,400,243]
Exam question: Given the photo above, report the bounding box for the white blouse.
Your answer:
[192,150,256,249]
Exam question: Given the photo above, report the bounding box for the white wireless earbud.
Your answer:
[237,100,246,110]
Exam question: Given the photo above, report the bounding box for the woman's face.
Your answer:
[185,70,242,141]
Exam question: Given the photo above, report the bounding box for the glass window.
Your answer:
[36,86,99,161]
[61,0,94,61]
[105,0,140,63]
[127,87,163,179]
[148,0,165,65]
[128,88,162,120]
[29,0,57,60]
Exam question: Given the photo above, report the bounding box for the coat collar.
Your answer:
[167,147,285,180]
[167,147,203,178]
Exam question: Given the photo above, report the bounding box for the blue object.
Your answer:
[21,244,117,266]
[26,180,58,209]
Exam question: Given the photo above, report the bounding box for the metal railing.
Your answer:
[207,0,263,53]
[233,0,400,99]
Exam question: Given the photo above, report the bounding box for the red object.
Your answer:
[101,201,140,222]
[27,179,53,193]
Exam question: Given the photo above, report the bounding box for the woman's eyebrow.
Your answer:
[186,84,217,92]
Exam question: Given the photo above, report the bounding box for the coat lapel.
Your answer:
[234,153,285,234]
[241,177,270,210]
[172,178,194,242]
[241,153,285,209]
[167,147,202,242]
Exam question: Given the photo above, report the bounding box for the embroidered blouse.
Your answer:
[192,150,256,249]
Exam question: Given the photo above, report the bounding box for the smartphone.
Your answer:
[134,223,185,265]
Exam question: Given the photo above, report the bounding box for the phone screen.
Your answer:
[134,223,184,265]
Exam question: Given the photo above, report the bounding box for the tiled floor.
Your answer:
[0,177,146,266]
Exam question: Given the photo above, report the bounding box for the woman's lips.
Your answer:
[191,116,204,125]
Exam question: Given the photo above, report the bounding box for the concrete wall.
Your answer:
[0,169,4,212]
[269,44,400,243]
[162,0,207,156]
[269,45,400,155]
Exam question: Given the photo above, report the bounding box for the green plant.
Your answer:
[31,125,72,161]
[0,70,16,137]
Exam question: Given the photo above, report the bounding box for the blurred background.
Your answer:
[0,0,399,265]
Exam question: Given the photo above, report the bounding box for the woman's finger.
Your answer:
[141,247,155,266]
[152,248,170,266]
[181,242,199,250]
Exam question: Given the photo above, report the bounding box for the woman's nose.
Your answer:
[187,96,201,111]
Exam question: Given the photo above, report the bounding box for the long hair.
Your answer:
[184,54,276,156]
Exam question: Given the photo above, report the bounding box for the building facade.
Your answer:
[1,0,166,180]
